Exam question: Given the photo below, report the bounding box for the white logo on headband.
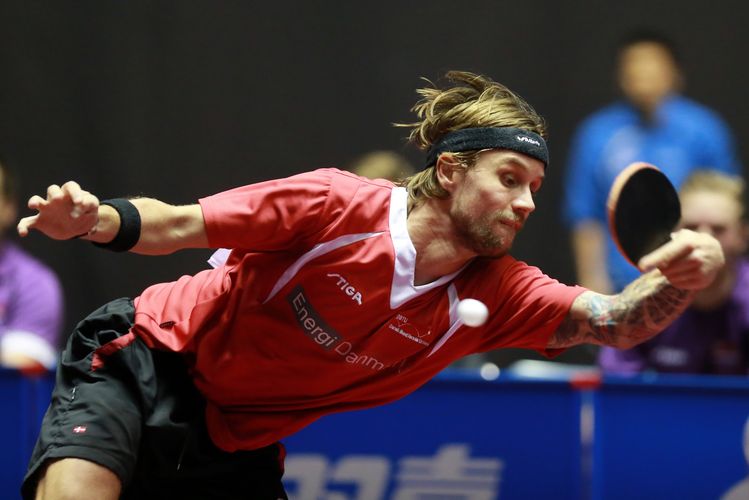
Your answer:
[515,135,541,146]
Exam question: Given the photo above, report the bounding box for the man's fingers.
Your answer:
[46,184,63,201]
[16,215,39,237]
[638,229,724,290]
[61,181,83,203]
[27,195,47,210]
[638,239,693,272]
[34,182,95,219]
[59,182,97,219]
[659,262,702,284]
[19,181,99,240]
[659,258,701,277]
[74,193,99,219]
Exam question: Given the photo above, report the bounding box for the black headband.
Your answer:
[424,127,549,170]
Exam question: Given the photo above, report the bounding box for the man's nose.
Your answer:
[512,187,535,214]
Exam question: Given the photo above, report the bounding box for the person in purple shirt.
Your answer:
[0,158,63,371]
[600,170,749,375]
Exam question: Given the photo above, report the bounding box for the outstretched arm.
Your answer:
[17,181,208,255]
[548,229,724,349]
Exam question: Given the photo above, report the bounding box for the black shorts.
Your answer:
[22,297,287,500]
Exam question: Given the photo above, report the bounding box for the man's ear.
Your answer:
[434,154,464,194]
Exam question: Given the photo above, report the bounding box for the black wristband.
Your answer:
[92,199,141,252]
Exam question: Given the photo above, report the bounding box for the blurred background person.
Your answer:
[348,150,415,182]
[0,157,63,372]
[600,170,749,375]
[563,29,740,295]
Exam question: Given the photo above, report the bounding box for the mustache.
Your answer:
[495,212,525,230]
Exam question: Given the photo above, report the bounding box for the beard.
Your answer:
[450,207,520,257]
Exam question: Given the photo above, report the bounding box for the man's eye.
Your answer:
[501,175,517,187]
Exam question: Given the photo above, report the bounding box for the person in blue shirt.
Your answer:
[563,29,740,294]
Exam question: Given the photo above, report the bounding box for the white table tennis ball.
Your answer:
[457,298,489,327]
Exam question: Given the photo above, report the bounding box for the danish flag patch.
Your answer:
[72,425,87,434]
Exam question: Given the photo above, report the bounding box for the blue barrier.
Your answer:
[592,374,749,500]
[282,371,749,499]
[282,373,585,499]
[0,369,55,500]
[3,368,749,499]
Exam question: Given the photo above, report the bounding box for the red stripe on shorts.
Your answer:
[91,331,137,371]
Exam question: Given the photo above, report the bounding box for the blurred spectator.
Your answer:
[349,150,414,182]
[600,170,749,375]
[0,157,63,371]
[564,29,740,294]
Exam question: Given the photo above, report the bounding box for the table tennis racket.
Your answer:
[607,162,681,267]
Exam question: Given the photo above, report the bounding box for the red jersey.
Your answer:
[132,168,585,451]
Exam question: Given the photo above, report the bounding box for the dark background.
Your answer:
[1,1,747,364]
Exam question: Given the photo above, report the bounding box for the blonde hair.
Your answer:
[680,169,746,219]
[395,70,547,209]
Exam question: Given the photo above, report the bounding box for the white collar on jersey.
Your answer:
[389,187,467,309]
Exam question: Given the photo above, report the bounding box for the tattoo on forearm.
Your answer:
[550,272,691,349]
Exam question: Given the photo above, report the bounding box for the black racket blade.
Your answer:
[607,163,681,266]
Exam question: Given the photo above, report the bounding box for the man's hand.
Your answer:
[637,228,724,290]
[17,181,99,240]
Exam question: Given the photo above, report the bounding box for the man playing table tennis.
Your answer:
[18,71,723,500]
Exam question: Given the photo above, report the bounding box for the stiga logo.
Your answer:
[327,273,363,305]
[287,285,385,371]
[515,135,541,146]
